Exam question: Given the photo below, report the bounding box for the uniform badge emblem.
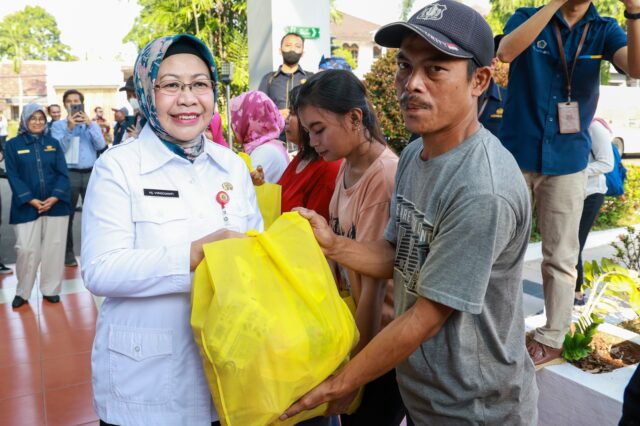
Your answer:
[216,191,230,208]
[537,40,547,50]
[222,182,233,191]
[416,4,447,21]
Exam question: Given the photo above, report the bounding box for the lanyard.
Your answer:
[553,21,590,102]
[478,84,502,118]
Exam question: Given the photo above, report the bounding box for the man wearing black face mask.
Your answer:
[258,32,313,120]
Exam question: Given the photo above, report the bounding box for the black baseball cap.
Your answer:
[119,76,135,92]
[374,0,494,67]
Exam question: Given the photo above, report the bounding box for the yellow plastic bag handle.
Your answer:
[237,152,253,172]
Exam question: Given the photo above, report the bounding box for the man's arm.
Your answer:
[612,1,640,78]
[497,0,568,63]
[281,296,453,420]
[257,73,270,95]
[295,208,395,279]
[87,121,107,151]
[50,120,72,151]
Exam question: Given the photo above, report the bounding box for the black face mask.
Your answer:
[282,51,302,66]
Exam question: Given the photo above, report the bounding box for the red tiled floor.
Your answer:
[0,300,38,322]
[0,334,41,367]
[40,328,95,360]
[0,393,45,426]
[42,352,92,391]
[63,266,82,280]
[39,292,96,314]
[0,265,99,425]
[39,305,97,335]
[44,382,98,426]
[0,362,42,400]
[0,314,38,341]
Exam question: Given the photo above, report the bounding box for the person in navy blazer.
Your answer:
[5,103,71,309]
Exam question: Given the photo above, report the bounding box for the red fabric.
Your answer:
[278,153,342,222]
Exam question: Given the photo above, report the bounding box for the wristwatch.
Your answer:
[624,9,640,20]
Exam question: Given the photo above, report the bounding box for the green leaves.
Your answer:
[562,314,604,361]
[563,258,640,361]
[363,49,410,152]
[0,5,76,70]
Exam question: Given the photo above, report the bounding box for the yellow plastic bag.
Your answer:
[191,212,359,426]
[238,151,282,229]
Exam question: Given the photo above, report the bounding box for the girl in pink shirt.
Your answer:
[296,69,405,425]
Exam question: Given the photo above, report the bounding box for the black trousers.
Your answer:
[66,169,91,257]
[340,369,406,426]
[575,192,605,292]
[620,364,640,425]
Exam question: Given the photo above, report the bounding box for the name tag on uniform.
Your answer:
[558,102,581,134]
[143,189,179,198]
[44,145,56,152]
[17,149,30,154]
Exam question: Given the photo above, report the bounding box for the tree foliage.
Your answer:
[364,49,410,153]
[330,45,358,70]
[124,0,249,94]
[487,0,626,34]
[0,5,76,72]
[400,0,416,20]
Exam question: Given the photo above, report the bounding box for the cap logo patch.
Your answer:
[416,3,447,21]
[424,32,458,52]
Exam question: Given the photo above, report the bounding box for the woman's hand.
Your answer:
[190,228,247,271]
[38,197,59,214]
[250,165,265,186]
[29,199,44,212]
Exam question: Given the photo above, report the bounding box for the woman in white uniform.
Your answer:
[81,34,263,426]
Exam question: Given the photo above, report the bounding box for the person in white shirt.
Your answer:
[0,109,8,151]
[230,90,290,183]
[81,34,263,426]
[574,118,615,305]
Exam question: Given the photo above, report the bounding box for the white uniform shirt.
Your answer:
[586,120,614,197]
[249,143,289,183]
[81,124,263,425]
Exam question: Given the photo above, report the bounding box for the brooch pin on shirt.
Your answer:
[216,191,230,226]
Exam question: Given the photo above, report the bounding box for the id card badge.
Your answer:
[557,102,581,134]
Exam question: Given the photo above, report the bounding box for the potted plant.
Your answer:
[528,258,640,425]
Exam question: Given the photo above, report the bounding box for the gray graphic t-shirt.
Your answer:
[384,128,538,425]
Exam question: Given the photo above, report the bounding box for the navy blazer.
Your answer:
[5,133,71,224]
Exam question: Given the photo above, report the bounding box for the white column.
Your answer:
[247,0,331,90]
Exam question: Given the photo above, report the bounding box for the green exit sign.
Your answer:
[285,26,320,39]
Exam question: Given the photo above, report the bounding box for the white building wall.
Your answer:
[247,0,331,90]
[352,41,376,79]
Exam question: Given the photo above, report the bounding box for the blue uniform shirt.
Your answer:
[51,119,106,170]
[479,80,507,138]
[4,133,71,225]
[499,4,627,175]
